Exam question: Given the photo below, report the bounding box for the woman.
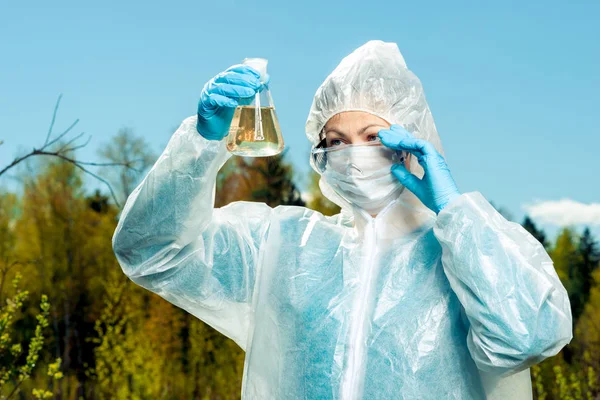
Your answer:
[112,40,572,399]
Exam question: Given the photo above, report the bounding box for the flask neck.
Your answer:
[243,57,268,83]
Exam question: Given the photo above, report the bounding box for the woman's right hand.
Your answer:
[196,65,264,141]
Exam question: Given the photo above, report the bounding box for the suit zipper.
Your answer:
[342,219,377,400]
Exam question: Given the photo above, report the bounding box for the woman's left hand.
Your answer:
[378,125,461,214]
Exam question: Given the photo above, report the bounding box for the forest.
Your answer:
[1,106,598,399]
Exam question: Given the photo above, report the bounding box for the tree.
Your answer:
[0,269,63,400]
[14,161,94,398]
[184,315,245,399]
[567,266,600,399]
[522,216,548,249]
[0,193,18,264]
[216,152,305,208]
[87,268,146,400]
[97,127,157,207]
[570,228,600,324]
[550,228,579,290]
[305,170,340,216]
[245,153,305,207]
[87,189,110,214]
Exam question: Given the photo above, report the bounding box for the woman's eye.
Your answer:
[367,135,380,142]
[330,139,343,146]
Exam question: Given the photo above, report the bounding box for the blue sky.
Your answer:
[1,0,598,240]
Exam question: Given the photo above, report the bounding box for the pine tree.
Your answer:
[522,215,548,249]
[551,228,579,291]
[216,152,305,208]
[571,228,600,323]
[574,268,600,398]
[244,153,306,207]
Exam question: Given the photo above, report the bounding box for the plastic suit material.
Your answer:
[196,65,265,140]
[113,40,572,399]
[378,124,461,214]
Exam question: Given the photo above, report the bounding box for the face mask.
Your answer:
[314,143,407,215]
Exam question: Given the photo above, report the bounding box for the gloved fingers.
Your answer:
[205,93,239,110]
[391,164,424,198]
[222,65,270,89]
[420,152,450,174]
[378,125,437,157]
[379,128,435,156]
[240,65,268,87]
[209,83,256,99]
[214,71,262,90]
[222,64,262,80]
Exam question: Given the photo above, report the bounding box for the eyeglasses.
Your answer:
[311,140,404,174]
[314,128,384,150]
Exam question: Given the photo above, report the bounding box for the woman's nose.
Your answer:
[351,137,370,145]
[351,136,379,145]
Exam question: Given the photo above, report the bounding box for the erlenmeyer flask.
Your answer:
[226,58,284,157]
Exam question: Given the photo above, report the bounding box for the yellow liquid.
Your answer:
[226,106,284,157]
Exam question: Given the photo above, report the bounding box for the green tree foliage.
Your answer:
[216,152,305,208]
[0,270,62,399]
[184,316,245,399]
[522,215,548,249]
[528,223,600,399]
[305,170,340,216]
[550,228,579,289]
[0,193,17,261]
[549,227,600,326]
[573,269,600,385]
[570,228,600,323]
[11,159,116,398]
[86,267,143,399]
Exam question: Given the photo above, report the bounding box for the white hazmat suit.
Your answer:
[112,40,572,399]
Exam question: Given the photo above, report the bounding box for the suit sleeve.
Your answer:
[433,191,572,375]
[112,115,272,350]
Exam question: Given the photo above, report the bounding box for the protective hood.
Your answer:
[305,40,444,224]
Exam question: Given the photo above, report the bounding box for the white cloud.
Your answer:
[523,199,600,226]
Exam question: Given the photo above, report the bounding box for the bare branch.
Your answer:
[60,134,91,153]
[0,151,37,177]
[43,94,62,147]
[30,150,140,170]
[0,95,141,208]
[74,160,140,171]
[48,153,122,208]
[45,118,80,149]
[55,131,86,154]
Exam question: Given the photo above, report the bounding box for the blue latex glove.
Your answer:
[378,125,460,214]
[196,65,268,140]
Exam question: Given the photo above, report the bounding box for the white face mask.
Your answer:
[316,143,407,215]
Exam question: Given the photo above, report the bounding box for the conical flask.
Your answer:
[226,58,284,157]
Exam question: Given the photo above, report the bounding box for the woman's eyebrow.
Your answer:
[324,128,348,138]
[325,124,386,138]
[359,124,388,135]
